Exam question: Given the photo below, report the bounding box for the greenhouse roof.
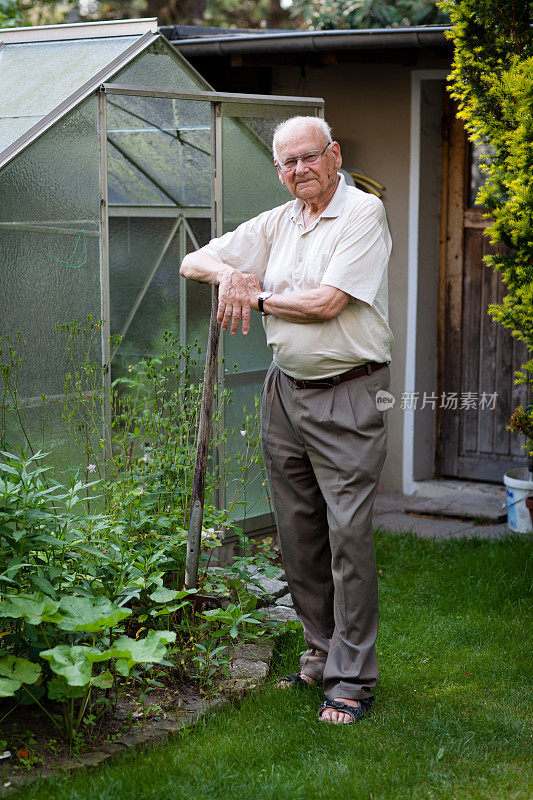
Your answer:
[0,19,210,170]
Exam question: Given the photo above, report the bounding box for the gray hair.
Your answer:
[272,116,333,162]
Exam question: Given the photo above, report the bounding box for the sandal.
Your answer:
[317,697,373,724]
[277,673,316,689]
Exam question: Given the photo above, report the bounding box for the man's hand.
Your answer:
[218,270,261,335]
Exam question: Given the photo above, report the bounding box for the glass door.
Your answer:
[217,101,323,533]
[102,85,324,533]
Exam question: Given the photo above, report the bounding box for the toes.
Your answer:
[320,709,348,724]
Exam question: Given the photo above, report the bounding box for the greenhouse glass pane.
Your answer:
[0,98,101,225]
[185,219,212,348]
[0,37,140,154]
[0,96,101,401]
[0,117,41,153]
[0,96,101,466]
[223,379,273,523]
[109,217,182,378]
[2,402,96,482]
[106,95,211,208]
[221,115,292,234]
[112,40,208,94]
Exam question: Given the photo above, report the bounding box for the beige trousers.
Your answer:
[261,363,389,701]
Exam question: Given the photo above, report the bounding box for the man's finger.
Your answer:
[229,304,242,336]
[221,301,234,333]
[217,296,230,325]
[241,302,251,336]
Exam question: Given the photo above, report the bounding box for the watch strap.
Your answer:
[258,291,273,314]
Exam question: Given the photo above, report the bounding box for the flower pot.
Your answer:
[503,469,533,533]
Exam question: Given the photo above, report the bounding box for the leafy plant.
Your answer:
[0,449,180,739]
[0,323,277,740]
[508,403,533,459]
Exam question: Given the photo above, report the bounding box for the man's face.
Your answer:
[275,124,342,204]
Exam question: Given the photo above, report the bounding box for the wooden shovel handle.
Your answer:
[184,286,221,590]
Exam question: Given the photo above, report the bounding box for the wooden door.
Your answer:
[437,100,530,482]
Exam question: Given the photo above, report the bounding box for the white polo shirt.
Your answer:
[202,173,394,380]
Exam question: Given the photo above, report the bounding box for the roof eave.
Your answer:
[170,26,451,58]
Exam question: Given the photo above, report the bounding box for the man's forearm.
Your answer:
[180,250,232,285]
[256,285,350,323]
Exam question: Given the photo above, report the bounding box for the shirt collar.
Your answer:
[290,172,348,223]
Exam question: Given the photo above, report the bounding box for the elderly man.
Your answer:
[180,116,393,724]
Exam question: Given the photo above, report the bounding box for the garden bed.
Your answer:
[0,638,276,794]
[0,336,290,792]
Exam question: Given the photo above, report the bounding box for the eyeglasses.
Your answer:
[276,142,331,173]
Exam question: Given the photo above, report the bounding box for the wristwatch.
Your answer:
[258,290,273,315]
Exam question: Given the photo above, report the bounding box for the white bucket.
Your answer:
[503,469,533,533]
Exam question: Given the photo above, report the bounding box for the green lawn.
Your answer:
[15,532,532,800]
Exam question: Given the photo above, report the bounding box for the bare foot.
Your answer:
[277,673,317,689]
[319,697,361,724]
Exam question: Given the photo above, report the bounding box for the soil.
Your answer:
[0,677,226,794]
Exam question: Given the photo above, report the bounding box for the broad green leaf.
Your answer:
[149,587,180,603]
[74,544,106,558]
[0,593,62,625]
[31,533,64,548]
[0,655,41,697]
[58,596,131,632]
[109,630,176,677]
[19,683,46,705]
[40,645,104,687]
[47,676,86,701]
[149,601,190,617]
[91,669,113,689]
[0,524,14,537]
[0,676,19,697]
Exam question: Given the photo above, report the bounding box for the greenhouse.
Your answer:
[0,18,323,532]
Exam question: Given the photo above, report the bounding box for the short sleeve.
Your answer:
[201,211,271,283]
[320,196,392,307]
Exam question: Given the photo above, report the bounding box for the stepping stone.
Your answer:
[231,642,273,663]
[403,493,506,522]
[220,641,274,694]
[275,593,293,607]
[265,605,299,623]
[247,575,288,598]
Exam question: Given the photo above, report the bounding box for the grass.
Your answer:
[13,531,532,800]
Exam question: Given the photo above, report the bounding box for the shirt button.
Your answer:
[298,257,302,262]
